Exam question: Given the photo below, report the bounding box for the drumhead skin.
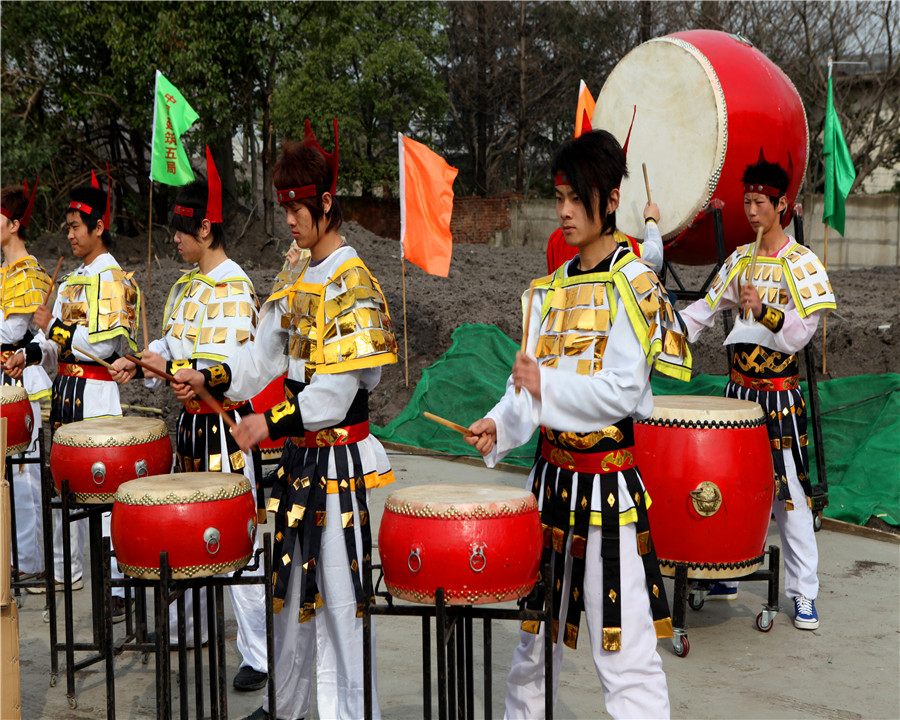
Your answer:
[594,29,808,265]
[645,395,765,425]
[0,385,29,404]
[52,416,168,447]
[384,483,537,517]
[115,472,251,504]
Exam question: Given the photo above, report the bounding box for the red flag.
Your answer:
[399,134,458,277]
[574,80,595,138]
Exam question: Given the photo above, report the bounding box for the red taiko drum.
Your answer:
[634,396,774,579]
[595,29,808,265]
[50,417,173,503]
[251,374,287,462]
[1,385,34,457]
[379,484,542,605]
[112,472,257,579]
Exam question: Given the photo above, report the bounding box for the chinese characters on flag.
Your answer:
[150,71,199,186]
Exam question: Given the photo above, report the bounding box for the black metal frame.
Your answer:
[362,557,554,720]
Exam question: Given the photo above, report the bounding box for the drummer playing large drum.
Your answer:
[466,130,692,720]
[680,156,836,630]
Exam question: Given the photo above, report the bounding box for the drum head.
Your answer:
[53,416,168,447]
[115,472,251,505]
[648,395,764,424]
[0,385,29,404]
[385,483,536,517]
[594,36,724,243]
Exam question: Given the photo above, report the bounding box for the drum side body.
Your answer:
[111,490,256,579]
[51,435,173,503]
[596,29,808,266]
[379,507,543,605]
[0,394,33,456]
[634,419,774,579]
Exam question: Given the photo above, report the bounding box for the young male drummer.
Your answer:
[1,181,52,582]
[110,150,269,691]
[6,179,139,619]
[175,120,399,720]
[466,129,691,719]
[680,157,835,630]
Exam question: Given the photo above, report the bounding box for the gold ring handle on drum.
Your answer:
[469,543,487,573]
[690,481,722,517]
[407,545,422,573]
[204,527,221,555]
[92,461,106,486]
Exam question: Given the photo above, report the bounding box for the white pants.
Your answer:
[504,523,670,720]
[53,509,125,596]
[723,451,819,600]
[166,536,268,672]
[9,405,43,574]
[263,490,380,720]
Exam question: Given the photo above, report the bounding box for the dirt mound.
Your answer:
[29,214,899,430]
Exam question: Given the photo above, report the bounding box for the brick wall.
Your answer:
[343,192,522,245]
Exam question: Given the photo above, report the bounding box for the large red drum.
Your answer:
[594,29,808,265]
[379,484,542,605]
[634,396,774,579]
[1,385,34,457]
[112,472,257,579]
[50,417,173,503]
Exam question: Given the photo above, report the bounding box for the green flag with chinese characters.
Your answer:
[150,71,199,186]
[822,73,856,235]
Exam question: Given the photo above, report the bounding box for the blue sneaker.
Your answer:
[793,596,819,629]
[706,582,738,600]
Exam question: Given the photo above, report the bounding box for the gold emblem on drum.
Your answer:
[690,481,722,517]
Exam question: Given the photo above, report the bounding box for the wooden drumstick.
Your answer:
[73,346,116,371]
[747,226,763,283]
[642,163,652,204]
[42,256,64,307]
[424,411,474,438]
[516,281,537,396]
[126,354,237,431]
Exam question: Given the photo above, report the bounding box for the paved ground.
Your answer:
[11,448,900,719]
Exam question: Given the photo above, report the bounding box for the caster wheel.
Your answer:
[688,594,705,611]
[813,512,823,532]
[15,596,23,609]
[42,609,50,623]
[68,696,77,709]
[756,611,774,632]
[49,673,58,688]
[672,635,690,658]
[141,652,150,665]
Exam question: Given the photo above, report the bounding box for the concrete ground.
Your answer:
[11,448,900,720]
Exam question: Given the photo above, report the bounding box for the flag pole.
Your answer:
[401,256,409,387]
[822,224,828,373]
[147,181,154,294]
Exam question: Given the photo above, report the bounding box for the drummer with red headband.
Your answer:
[110,149,269,692]
[175,120,399,720]
[466,129,691,719]
[680,156,836,630]
[1,180,53,584]
[6,176,140,621]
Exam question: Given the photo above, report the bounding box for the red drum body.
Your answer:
[251,374,287,461]
[379,484,542,605]
[50,417,173,503]
[595,29,808,265]
[634,396,774,579]
[112,472,257,579]
[1,385,34,456]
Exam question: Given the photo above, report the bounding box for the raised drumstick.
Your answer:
[73,345,116,371]
[126,354,237,431]
[424,411,474,437]
[642,163,652,204]
[42,256,64,307]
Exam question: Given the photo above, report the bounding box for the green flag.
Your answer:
[822,73,856,235]
[150,71,199,186]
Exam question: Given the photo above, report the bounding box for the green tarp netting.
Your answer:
[373,323,899,528]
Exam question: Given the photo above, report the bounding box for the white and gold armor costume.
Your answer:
[681,236,836,604]
[202,242,397,720]
[484,247,690,720]
[1,256,52,575]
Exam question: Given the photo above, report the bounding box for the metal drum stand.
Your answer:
[362,556,554,720]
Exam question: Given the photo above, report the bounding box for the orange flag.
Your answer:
[574,79,595,138]
[399,133,458,277]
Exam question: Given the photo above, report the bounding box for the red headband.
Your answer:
[276,119,340,204]
[68,200,95,214]
[743,183,782,198]
[172,147,223,223]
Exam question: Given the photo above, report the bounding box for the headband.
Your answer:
[172,146,223,223]
[275,118,340,204]
[743,183,782,198]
